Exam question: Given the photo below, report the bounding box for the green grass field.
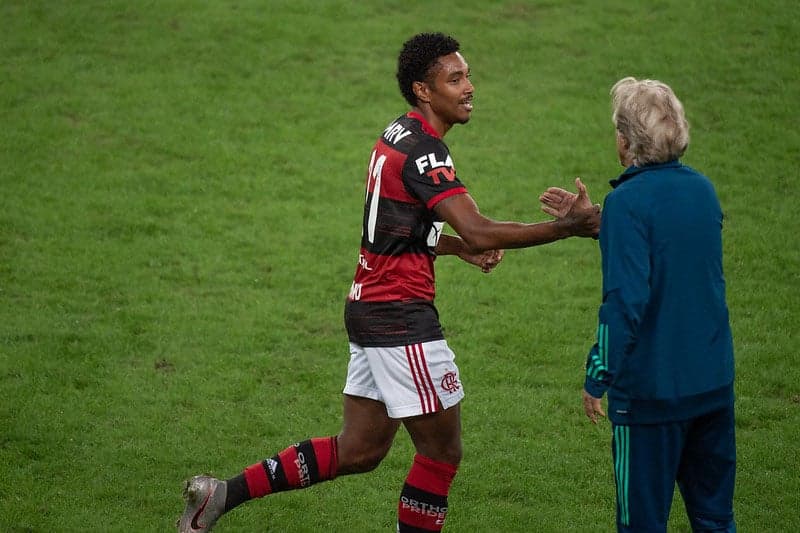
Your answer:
[2,1,798,531]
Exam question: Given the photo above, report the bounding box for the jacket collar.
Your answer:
[610,160,682,188]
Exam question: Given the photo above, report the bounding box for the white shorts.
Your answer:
[343,339,465,419]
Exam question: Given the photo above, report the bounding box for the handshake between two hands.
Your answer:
[466,177,601,274]
[539,177,602,238]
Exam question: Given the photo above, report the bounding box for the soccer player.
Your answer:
[544,77,736,532]
[178,32,600,532]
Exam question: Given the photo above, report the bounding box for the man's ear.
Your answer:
[616,130,629,150]
[413,80,431,104]
[617,130,633,155]
[616,130,632,166]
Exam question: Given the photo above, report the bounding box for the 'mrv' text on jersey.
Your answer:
[382,121,412,144]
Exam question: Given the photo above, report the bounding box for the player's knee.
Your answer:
[337,438,393,474]
[687,512,735,532]
[344,448,388,474]
[440,444,462,466]
[432,433,463,465]
[417,441,462,467]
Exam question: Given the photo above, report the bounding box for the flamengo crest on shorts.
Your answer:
[344,340,464,419]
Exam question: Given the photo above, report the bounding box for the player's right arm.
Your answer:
[433,182,599,253]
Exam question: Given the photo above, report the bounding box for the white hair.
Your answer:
[611,77,690,166]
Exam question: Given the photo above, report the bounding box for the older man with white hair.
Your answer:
[543,77,736,532]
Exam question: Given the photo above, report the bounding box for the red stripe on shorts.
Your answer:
[416,343,438,413]
[410,344,432,413]
[405,345,428,413]
[406,343,437,414]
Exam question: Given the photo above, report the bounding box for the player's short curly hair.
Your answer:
[396,32,461,107]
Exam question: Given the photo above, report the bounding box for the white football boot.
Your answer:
[177,475,227,532]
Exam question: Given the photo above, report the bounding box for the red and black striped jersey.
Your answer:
[345,112,468,347]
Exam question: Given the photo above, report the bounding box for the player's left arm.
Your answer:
[584,192,650,410]
[435,234,504,273]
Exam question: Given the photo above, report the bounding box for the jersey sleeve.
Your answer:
[401,137,468,209]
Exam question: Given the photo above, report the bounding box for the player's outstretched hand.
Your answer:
[539,186,577,219]
[540,177,598,216]
[552,178,601,238]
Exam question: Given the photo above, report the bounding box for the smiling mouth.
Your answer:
[461,99,474,111]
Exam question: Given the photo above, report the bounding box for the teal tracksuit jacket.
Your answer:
[584,160,735,425]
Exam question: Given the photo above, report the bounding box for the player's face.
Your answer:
[426,52,474,126]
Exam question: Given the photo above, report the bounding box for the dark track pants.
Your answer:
[612,405,736,532]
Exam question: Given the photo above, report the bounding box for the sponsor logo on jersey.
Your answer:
[358,253,373,271]
[382,121,413,144]
[348,281,363,301]
[414,153,456,184]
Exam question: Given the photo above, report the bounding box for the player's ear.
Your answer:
[413,80,431,104]
[616,130,630,151]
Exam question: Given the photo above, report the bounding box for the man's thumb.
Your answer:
[575,177,588,199]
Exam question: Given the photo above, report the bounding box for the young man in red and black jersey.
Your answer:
[179,32,600,532]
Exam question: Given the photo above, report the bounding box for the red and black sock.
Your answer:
[397,454,458,532]
[224,436,338,512]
